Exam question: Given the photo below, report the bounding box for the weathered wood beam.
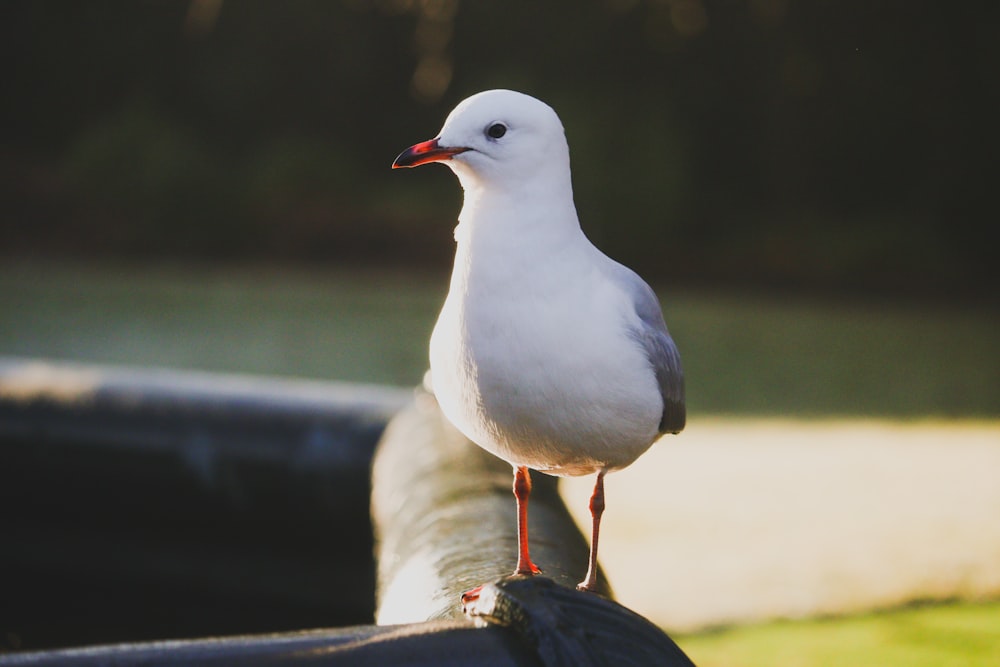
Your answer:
[372,391,610,623]
[371,391,695,665]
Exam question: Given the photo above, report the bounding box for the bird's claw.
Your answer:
[460,565,540,612]
[515,559,542,576]
[460,584,484,611]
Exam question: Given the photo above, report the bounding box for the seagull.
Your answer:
[392,89,685,593]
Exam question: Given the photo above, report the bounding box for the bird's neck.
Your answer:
[455,166,580,242]
[450,176,587,292]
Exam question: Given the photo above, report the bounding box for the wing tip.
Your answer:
[658,402,686,435]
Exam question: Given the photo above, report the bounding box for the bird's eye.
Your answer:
[486,123,507,139]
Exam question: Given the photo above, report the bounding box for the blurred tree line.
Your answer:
[1,0,995,297]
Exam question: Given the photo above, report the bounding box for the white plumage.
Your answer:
[393,89,684,592]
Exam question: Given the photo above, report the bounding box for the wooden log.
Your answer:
[464,577,695,667]
[371,390,610,625]
[0,359,695,665]
[0,621,541,667]
[0,357,410,649]
[371,391,696,666]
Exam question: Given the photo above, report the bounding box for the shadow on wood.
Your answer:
[0,622,541,667]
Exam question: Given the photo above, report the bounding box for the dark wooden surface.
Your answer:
[371,392,695,665]
[0,358,696,665]
[0,621,542,667]
[0,357,409,650]
[371,391,611,625]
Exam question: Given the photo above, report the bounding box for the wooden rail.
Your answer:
[0,358,694,665]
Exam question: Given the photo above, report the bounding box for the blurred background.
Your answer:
[2,0,997,415]
[2,0,996,295]
[2,1,999,665]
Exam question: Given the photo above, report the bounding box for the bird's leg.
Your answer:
[577,470,606,591]
[462,465,540,609]
[513,465,542,575]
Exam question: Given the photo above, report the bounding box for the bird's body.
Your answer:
[393,89,684,592]
[431,224,665,476]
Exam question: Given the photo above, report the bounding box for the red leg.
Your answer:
[577,471,605,591]
[462,465,541,608]
[513,466,541,575]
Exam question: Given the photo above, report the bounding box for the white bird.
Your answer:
[392,89,685,593]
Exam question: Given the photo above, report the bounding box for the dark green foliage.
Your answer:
[1,1,995,295]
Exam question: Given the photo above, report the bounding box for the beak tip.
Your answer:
[392,138,467,170]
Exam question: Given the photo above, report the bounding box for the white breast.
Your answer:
[429,247,662,477]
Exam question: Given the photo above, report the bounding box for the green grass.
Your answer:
[0,261,443,388]
[678,600,1000,667]
[1,260,997,417]
[671,291,999,418]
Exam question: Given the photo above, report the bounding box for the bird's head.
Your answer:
[392,89,571,194]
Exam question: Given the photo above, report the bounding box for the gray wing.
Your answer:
[608,263,686,434]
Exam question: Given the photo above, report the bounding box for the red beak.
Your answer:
[392,138,468,169]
